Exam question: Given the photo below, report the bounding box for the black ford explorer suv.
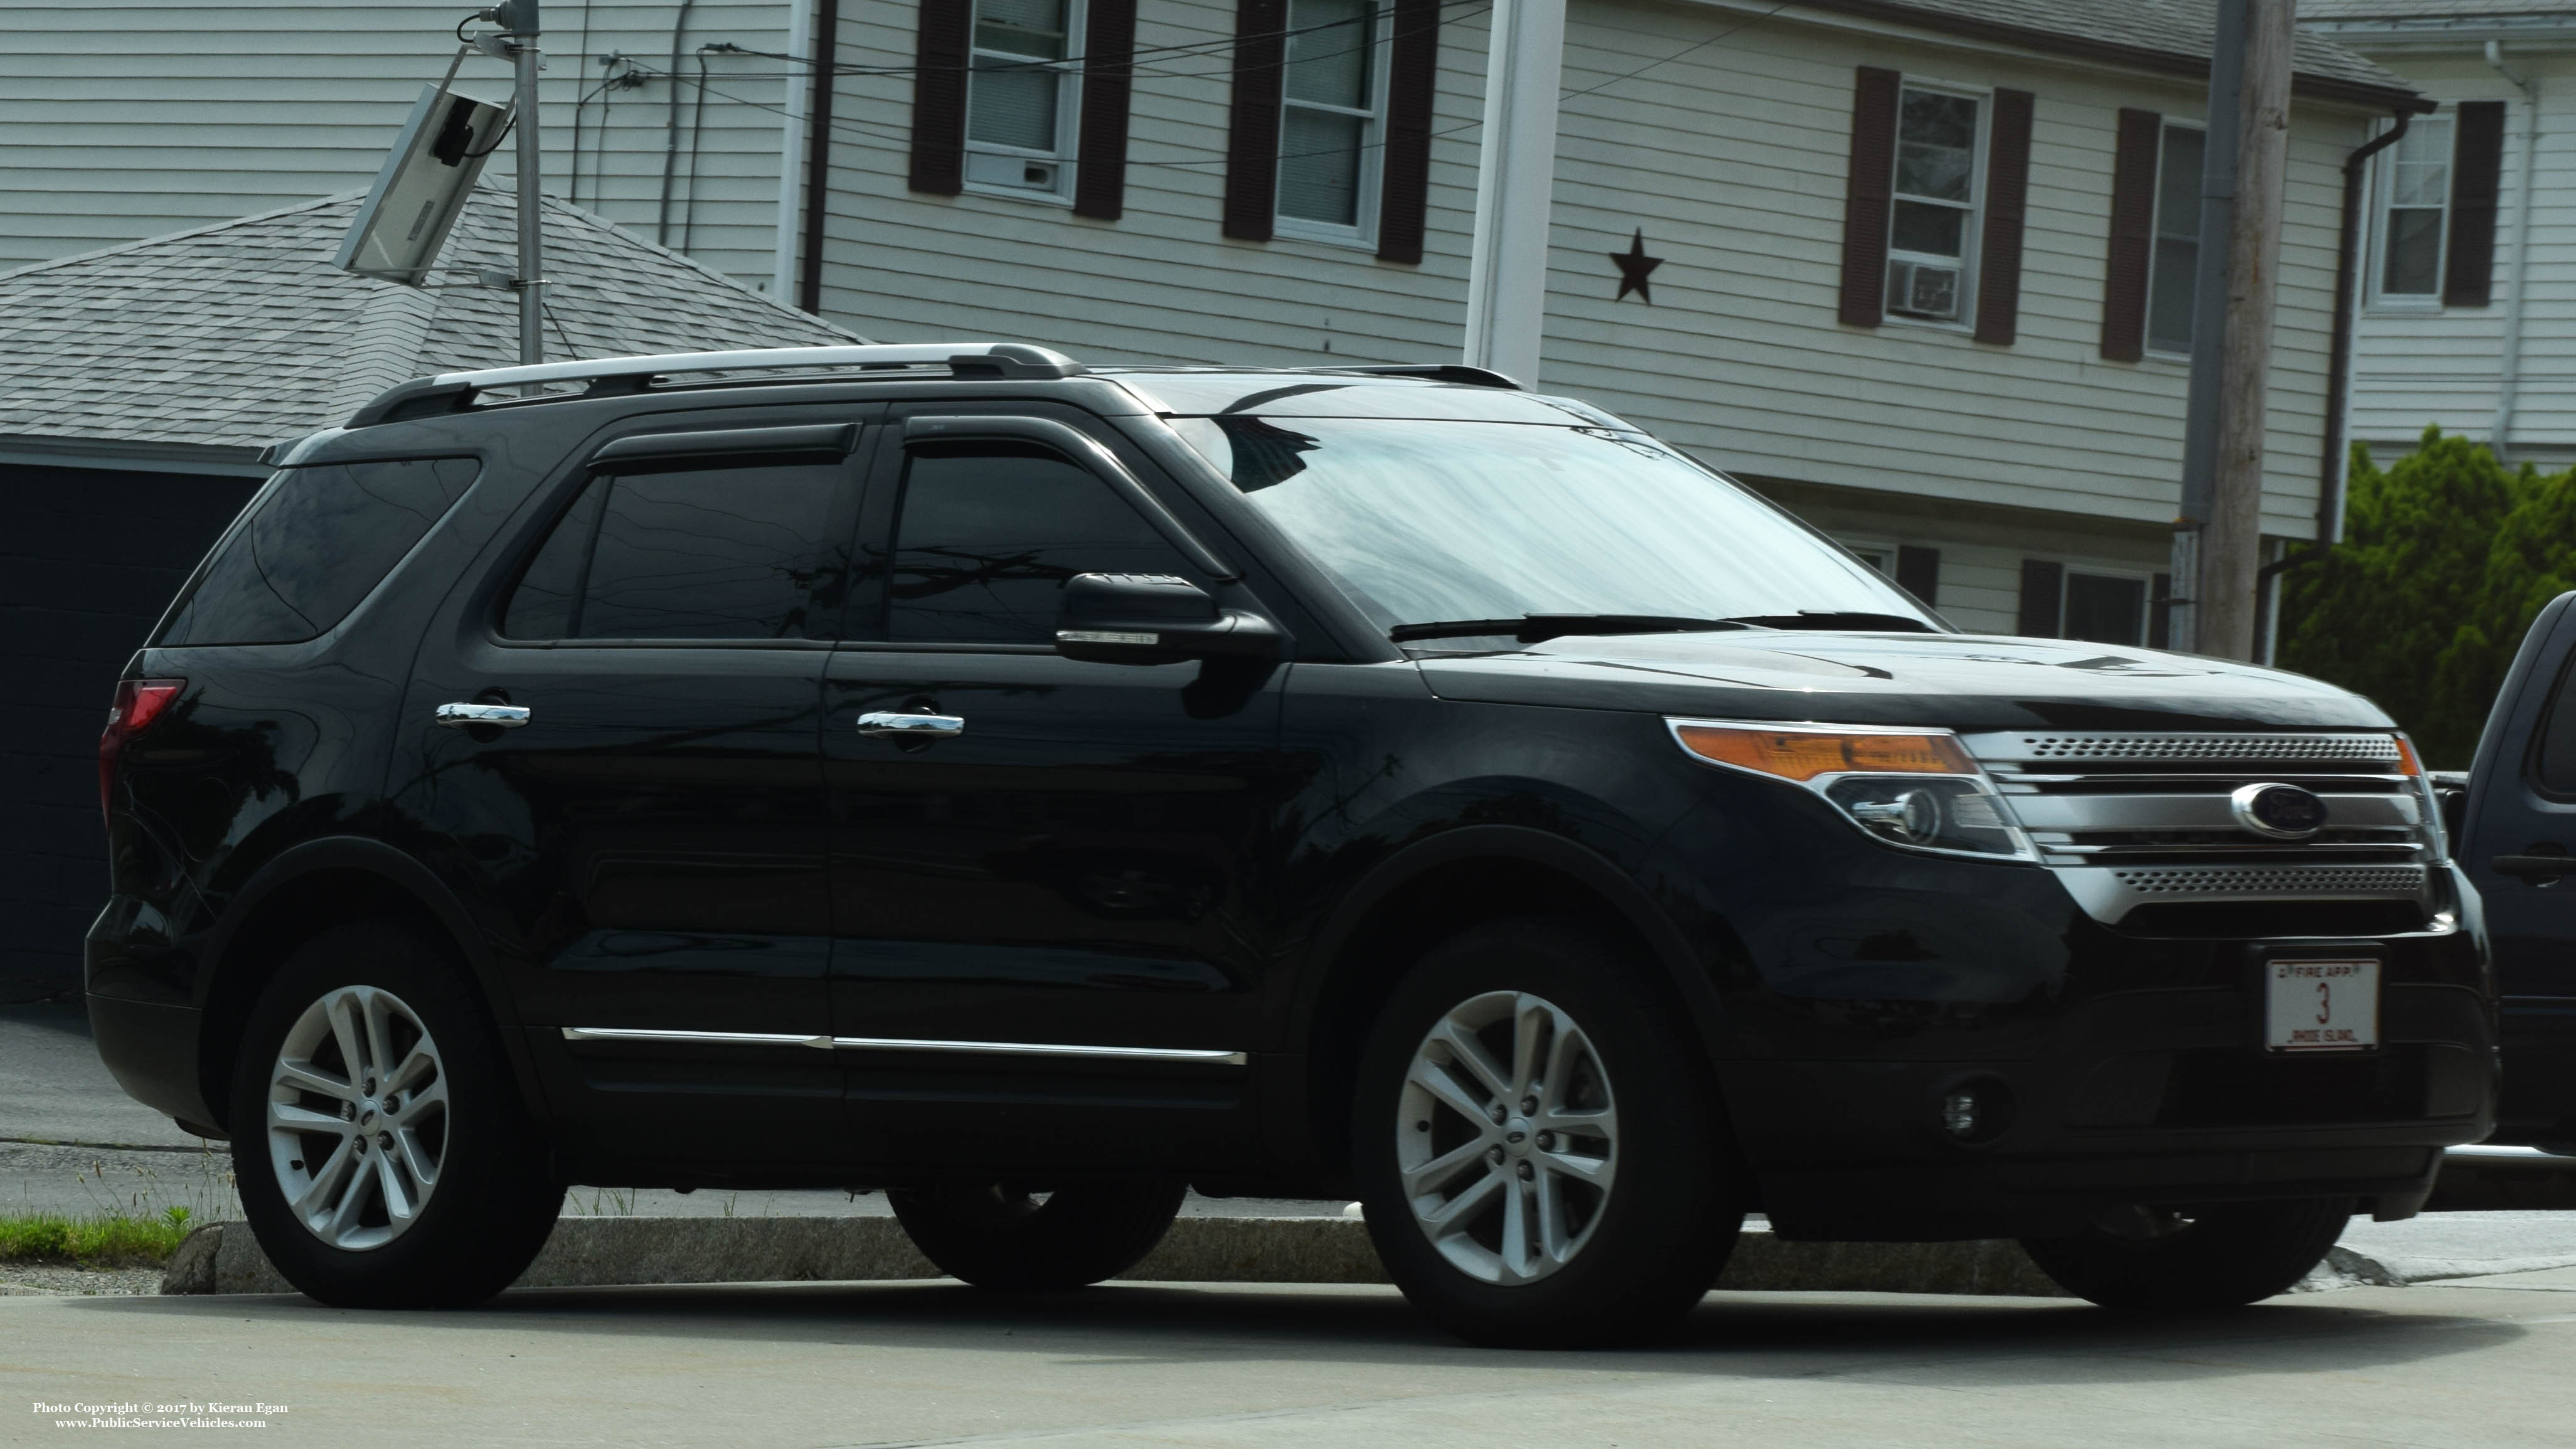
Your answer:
[88,343,2491,1346]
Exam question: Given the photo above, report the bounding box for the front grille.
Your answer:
[1962,729,2440,923]
[2158,1046,2427,1127]
[2110,865,2429,896]
[2009,733,2403,765]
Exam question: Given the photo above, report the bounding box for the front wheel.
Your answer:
[890,1181,1185,1290]
[1353,918,1744,1348]
[2019,1197,2353,1308]
[228,920,560,1308]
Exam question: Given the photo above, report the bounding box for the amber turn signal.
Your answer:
[2392,734,2424,777]
[1673,724,1977,781]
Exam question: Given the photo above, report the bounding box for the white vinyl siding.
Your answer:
[2329,45,2576,466]
[0,0,801,292]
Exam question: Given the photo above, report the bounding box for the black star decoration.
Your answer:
[1610,228,1664,304]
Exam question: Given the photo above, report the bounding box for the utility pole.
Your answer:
[2171,0,2245,657]
[1462,0,1566,386]
[500,0,545,366]
[2176,0,2296,659]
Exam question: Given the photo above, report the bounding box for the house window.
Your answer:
[965,0,1083,199]
[2145,123,2204,354]
[2376,115,2454,299]
[1885,87,1983,322]
[2063,571,2148,646]
[1275,0,1388,242]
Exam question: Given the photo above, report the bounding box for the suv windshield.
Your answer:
[1166,417,1937,637]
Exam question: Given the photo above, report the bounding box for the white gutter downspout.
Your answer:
[2486,41,2540,462]
[771,0,817,301]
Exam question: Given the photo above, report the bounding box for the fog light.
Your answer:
[1942,1091,1979,1138]
[1939,1079,2013,1143]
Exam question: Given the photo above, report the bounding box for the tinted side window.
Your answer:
[885,445,1193,644]
[2535,656,2576,795]
[503,461,845,640]
[158,457,480,645]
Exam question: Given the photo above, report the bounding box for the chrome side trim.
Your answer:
[560,1026,1245,1066]
[831,1036,1248,1066]
[561,1027,832,1049]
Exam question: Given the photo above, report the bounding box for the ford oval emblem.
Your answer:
[2230,782,2329,840]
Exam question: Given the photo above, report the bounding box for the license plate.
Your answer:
[2265,958,2380,1052]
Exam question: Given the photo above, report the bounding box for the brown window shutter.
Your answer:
[908,0,971,195]
[2100,108,2161,362]
[1895,545,1940,607]
[2149,571,2173,649]
[1974,88,2034,346]
[1838,66,1901,327]
[2446,100,2506,308]
[1375,0,1440,264]
[1223,0,1289,242]
[1073,0,1139,219]
[2018,560,2064,637]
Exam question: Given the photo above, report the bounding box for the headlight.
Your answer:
[1669,720,2036,861]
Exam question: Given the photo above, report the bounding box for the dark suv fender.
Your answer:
[1282,823,1738,1172]
[188,836,546,1134]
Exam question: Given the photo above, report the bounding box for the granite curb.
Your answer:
[164,1215,2075,1297]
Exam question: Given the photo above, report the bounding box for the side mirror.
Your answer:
[1055,573,1285,666]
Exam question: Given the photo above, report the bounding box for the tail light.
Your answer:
[100,678,185,824]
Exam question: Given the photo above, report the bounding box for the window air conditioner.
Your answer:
[1888,260,1962,321]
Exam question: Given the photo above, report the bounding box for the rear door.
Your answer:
[395,415,872,1170]
[2461,590,2576,1138]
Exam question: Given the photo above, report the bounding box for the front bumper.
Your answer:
[1727,935,2494,1241]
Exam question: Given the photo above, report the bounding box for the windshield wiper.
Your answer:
[1713,612,1935,632]
[1390,614,1762,645]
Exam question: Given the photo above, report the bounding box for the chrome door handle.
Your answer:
[435,702,532,729]
[856,711,964,740]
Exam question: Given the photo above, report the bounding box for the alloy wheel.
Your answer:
[1395,990,1619,1284]
[263,984,449,1251]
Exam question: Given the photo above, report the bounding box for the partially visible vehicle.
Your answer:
[2455,593,2576,1145]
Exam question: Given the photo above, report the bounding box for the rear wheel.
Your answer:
[2018,1197,2353,1308]
[890,1181,1185,1290]
[228,920,560,1308]
[1353,918,1743,1348]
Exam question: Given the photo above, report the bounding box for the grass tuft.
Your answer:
[0,1213,194,1268]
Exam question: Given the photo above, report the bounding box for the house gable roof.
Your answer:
[0,187,863,456]
[1789,0,2429,110]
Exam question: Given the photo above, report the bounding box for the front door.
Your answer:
[397,418,870,1170]
[2462,593,2576,1139]
[821,423,1285,1171]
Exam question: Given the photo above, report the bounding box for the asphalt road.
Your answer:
[10,1273,2576,1446]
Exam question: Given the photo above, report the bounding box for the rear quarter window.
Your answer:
[156,457,481,646]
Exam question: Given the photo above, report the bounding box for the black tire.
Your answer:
[890,1180,1186,1290]
[2018,1197,2353,1309]
[1352,918,1744,1349]
[228,920,560,1308]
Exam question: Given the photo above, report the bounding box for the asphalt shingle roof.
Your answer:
[0,188,864,453]
[1802,0,2424,105]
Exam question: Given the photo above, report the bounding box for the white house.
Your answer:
[2302,1,2576,471]
[4,0,2425,644]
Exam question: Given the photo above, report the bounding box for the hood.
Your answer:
[1413,630,2393,732]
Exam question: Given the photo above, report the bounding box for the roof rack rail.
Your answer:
[346,342,1084,428]
[1308,363,1523,390]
